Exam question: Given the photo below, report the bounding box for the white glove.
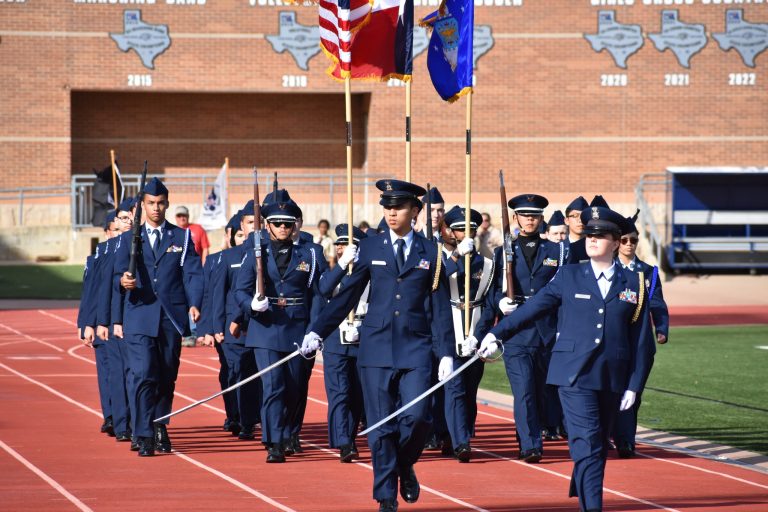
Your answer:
[619,390,637,411]
[498,297,518,316]
[337,244,358,270]
[456,237,474,256]
[342,323,359,342]
[478,333,500,358]
[251,295,269,313]
[438,356,454,381]
[300,332,322,356]
[460,335,478,357]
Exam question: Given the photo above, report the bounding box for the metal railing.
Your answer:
[71,173,390,229]
[635,173,670,268]
[0,186,70,226]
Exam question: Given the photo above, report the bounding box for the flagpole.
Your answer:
[405,80,412,182]
[464,91,472,337]
[344,75,355,328]
[224,157,230,217]
[109,149,119,208]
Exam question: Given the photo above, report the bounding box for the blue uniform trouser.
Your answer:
[462,355,485,438]
[613,355,653,447]
[106,335,130,434]
[359,366,432,502]
[441,355,470,449]
[502,343,544,451]
[127,315,182,438]
[214,342,239,424]
[117,336,136,435]
[559,386,621,512]
[254,348,301,445]
[290,357,315,438]
[93,340,111,421]
[222,341,261,428]
[323,351,363,448]
[537,347,564,431]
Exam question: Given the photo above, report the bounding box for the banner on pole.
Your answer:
[198,162,228,230]
[421,0,474,102]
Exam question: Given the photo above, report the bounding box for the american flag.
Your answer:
[319,0,372,76]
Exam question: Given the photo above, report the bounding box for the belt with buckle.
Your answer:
[450,299,483,310]
[267,297,304,307]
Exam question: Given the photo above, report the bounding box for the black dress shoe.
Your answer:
[229,420,242,436]
[616,441,635,459]
[154,424,172,453]
[223,418,232,432]
[290,434,303,454]
[557,424,568,440]
[130,436,140,452]
[377,498,398,512]
[455,443,471,463]
[340,443,357,463]
[238,425,256,441]
[115,431,132,442]
[541,427,559,441]
[424,433,440,450]
[101,417,115,437]
[398,465,420,503]
[137,437,155,457]
[518,448,543,463]
[266,443,285,463]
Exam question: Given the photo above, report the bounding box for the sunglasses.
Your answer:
[621,237,639,245]
[270,221,295,228]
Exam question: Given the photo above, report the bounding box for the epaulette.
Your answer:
[432,243,443,292]
[631,271,645,324]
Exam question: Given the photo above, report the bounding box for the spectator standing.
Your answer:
[175,206,211,265]
[476,212,502,259]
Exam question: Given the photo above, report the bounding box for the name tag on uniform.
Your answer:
[575,293,591,299]
[230,263,241,268]
[619,289,638,304]
[417,259,430,270]
[543,258,558,267]
[372,260,387,266]
[166,245,183,253]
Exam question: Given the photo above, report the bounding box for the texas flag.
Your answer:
[320,0,414,81]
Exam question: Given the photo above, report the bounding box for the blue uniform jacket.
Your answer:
[95,238,118,327]
[631,258,669,340]
[565,237,588,264]
[197,254,219,337]
[112,223,203,337]
[317,263,360,357]
[490,263,653,394]
[488,240,564,346]
[234,238,321,351]
[310,230,454,369]
[211,244,248,344]
[442,250,496,343]
[77,254,97,333]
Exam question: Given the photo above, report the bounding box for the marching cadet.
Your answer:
[316,224,366,462]
[417,187,445,242]
[491,194,566,462]
[235,199,322,463]
[471,205,654,512]
[436,206,496,461]
[212,206,262,440]
[564,196,589,263]
[301,179,455,512]
[612,212,669,458]
[568,196,609,264]
[78,210,116,436]
[96,198,136,443]
[115,177,204,457]
[545,210,567,242]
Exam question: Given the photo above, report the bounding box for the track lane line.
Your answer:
[0,438,94,512]
[0,360,296,512]
[0,322,64,352]
[37,310,77,327]
[635,452,768,491]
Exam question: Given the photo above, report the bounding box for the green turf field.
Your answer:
[0,265,84,300]
[480,325,768,455]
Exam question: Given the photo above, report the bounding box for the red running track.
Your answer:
[0,308,767,511]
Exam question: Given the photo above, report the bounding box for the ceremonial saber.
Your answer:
[358,353,481,437]
[153,349,301,423]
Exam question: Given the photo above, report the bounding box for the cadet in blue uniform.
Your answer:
[472,206,654,512]
[436,206,496,461]
[563,196,588,264]
[612,213,669,458]
[302,179,455,512]
[567,196,609,265]
[418,187,445,242]
[234,200,321,463]
[316,224,366,462]
[115,178,203,457]
[95,198,136,442]
[490,194,565,462]
[212,205,262,440]
[545,210,567,243]
[78,211,116,436]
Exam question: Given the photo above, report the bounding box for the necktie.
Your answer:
[395,238,405,273]
[151,228,160,257]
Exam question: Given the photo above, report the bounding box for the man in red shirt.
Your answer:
[175,206,210,265]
